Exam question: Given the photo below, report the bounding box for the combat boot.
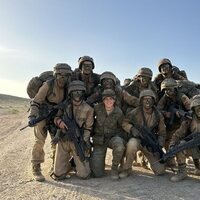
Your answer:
[119,168,131,179]
[170,164,187,182]
[193,159,200,175]
[32,164,45,182]
[194,168,200,176]
[110,165,119,180]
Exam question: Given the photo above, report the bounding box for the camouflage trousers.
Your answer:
[123,138,165,175]
[90,136,125,177]
[31,120,56,165]
[54,140,90,179]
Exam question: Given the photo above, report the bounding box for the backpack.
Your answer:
[27,71,54,98]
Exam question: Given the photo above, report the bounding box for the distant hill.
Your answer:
[0,94,30,115]
[0,93,30,104]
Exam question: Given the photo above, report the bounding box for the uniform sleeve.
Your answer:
[157,113,166,147]
[122,111,134,133]
[181,94,191,111]
[169,119,190,146]
[83,107,94,142]
[123,90,139,107]
[29,82,50,117]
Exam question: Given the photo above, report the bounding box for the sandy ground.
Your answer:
[0,94,199,200]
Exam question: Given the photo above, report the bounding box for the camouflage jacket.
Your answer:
[29,79,66,117]
[93,103,126,144]
[125,79,158,101]
[54,101,94,142]
[72,68,100,98]
[86,85,139,112]
[122,106,166,147]
[169,115,200,148]
[157,91,190,130]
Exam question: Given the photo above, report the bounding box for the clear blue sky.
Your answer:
[0,0,200,97]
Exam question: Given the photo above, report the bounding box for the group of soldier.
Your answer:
[27,56,200,183]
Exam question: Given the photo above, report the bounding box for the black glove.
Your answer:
[85,141,92,150]
[28,116,36,127]
[51,136,60,145]
[130,127,140,137]
[51,129,61,145]
[169,145,175,151]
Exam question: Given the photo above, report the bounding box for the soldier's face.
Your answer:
[194,105,200,118]
[82,61,93,75]
[139,76,151,87]
[160,64,171,77]
[103,96,115,110]
[165,88,176,97]
[142,96,154,109]
[71,90,84,102]
[56,73,71,88]
[102,79,115,89]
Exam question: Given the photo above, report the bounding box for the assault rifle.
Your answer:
[161,132,200,163]
[133,124,165,163]
[167,103,192,126]
[60,111,86,162]
[20,107,59,131]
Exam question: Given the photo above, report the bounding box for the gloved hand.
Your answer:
[51,129,61,145]
[84,140,92,150]
[130,127,140,137]
[28,116,36,127]
[169,145,175,151]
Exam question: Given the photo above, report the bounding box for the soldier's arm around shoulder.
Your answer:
[121,109,137,134]
[122,90,139,108]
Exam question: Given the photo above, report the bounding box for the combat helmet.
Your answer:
[137,67,153,79]
[100,71,117,84]
[78,56,95,70]
[139,89,156,102]
[190,95,200,110]
[68,80,86,94]
[102,89,116,100]
[158,58,172,72]
[161,78,177,91]
[53,63,72,76]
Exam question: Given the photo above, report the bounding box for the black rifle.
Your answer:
[133,124,165,163]
[161,132,200,162]
[61,111,86,162]
[20,107,59,131]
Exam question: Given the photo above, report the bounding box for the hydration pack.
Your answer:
[26,71,54,98]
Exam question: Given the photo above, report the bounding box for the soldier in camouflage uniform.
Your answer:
[86,71,139,113]
[157,78,191,151]
[154,58,186,99]
[72,56,100,98]
[124,67,158,167]
[119,89,166,178]
[125,67,158,101]
[169,95,200,182]
[90,89,126,180]
[28,63,72,181]
[52,80,94,180]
